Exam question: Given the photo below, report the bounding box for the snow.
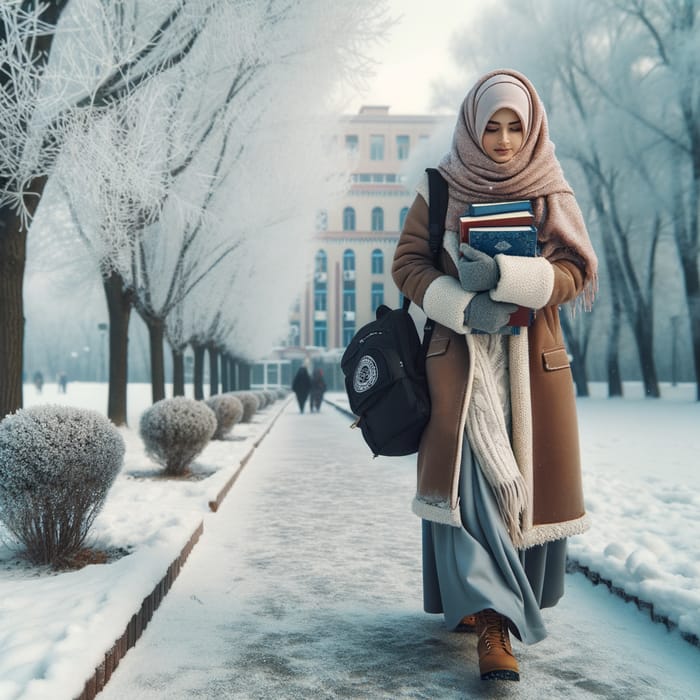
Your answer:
[0,381,699,698]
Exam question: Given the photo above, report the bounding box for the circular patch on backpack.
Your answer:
[353,355,379,393]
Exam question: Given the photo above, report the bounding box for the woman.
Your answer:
[392,69,597,682]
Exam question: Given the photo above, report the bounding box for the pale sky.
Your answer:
[347,0,502,115]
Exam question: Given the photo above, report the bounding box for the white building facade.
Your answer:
[290,106,451,351]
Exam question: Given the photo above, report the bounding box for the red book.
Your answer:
[459,210,535,244]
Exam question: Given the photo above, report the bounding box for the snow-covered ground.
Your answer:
[0,381,699,699]
[0,383,288,700]
[327,384,700,645]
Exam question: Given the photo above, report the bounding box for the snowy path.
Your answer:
[99,402,699,699]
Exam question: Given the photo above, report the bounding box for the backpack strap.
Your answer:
[401,168,449,312]
[418,168,449,356]
[425,167,448,263]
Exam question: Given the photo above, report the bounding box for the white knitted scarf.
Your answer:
[465,333,529,546]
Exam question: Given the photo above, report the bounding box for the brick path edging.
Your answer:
[76,521,203,700]
[75,396,292,700]
[566,559,700,649]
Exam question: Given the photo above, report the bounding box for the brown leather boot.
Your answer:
[476,609,520,681]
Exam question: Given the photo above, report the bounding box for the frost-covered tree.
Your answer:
[0,0,222,419]
[442,0,700,396]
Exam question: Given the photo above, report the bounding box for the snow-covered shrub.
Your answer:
[139,397,216,476]
[205,394,244,439]
[276,388,288,400]
[263,390,277,405]
[232,391,258,423]
[254,391,268,409]
[0,405,125,566]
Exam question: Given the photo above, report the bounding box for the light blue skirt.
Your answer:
[422,435,566,645]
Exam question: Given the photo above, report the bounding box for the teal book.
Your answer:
[467,200,533,216]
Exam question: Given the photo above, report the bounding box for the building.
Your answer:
[290,106,452,353]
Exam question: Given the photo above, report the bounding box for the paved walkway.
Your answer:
[100,402,699,699]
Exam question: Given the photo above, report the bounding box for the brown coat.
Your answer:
[392,193,588,548]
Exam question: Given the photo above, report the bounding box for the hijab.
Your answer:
[437,68,598,308]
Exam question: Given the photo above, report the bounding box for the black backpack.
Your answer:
[340,168,448,457]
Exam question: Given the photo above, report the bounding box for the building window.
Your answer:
[343,249,355,273]
[371,207,384,232]
[343,207,356,231]
[343,249,356,344]
[396,134,409,160]
[370,134,384,160]
[313,250,328,348]
[371,282,384,312]
[399,207,409,230]
[315,209,327,232]
[371,249,383,274]
[345,134,358,152]
[314,325,327,348]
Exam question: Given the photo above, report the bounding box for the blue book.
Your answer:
[467,225,537,258]
[467,225,537,332]
[467,200,533,217]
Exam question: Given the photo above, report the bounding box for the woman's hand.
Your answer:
[464,293,517,333]
[458,244,500,291]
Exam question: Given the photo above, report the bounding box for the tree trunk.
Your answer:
[606,290,623,397]
[679,253,700,400]
[103,271,132,426]
[221,352,230,392]
[172,347,185,396]
[208,344,219,396]
[239,360,251,389]
[0,205,27,418]
[559,312,589,397]
[229,357,238,390]
[146,318,166,403]
[193,342,205,400]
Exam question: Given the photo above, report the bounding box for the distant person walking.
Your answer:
[309,368,326,412]
[32,371,44,393]
[291,366,311,414]
[58,372,68,394]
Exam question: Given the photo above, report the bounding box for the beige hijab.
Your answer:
[438,69,598,308]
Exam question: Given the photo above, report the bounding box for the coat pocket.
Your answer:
[542,347,570,371]
[426,336,450,358]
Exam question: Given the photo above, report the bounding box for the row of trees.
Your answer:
[441,0,699,398]
[0,0,389,422]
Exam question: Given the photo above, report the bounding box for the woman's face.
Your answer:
[481,108,524,163]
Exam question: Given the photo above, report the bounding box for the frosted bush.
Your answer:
[0,405,125,566]
[232,391,258,423]
[276,388,288,400]
[254,391,269,408]
[139,397,216,476]
[205,394,244,439]
[263,390,277,405]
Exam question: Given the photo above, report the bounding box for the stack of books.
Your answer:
[459,200,537,333]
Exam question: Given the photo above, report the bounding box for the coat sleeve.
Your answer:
[392,194,475,335]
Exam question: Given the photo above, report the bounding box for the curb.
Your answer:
[208,396,292,512]
[77,522,203,700]
[566,559,700,649]
[75,396,291,700]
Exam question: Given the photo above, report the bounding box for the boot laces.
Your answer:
[479,609,512,654]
